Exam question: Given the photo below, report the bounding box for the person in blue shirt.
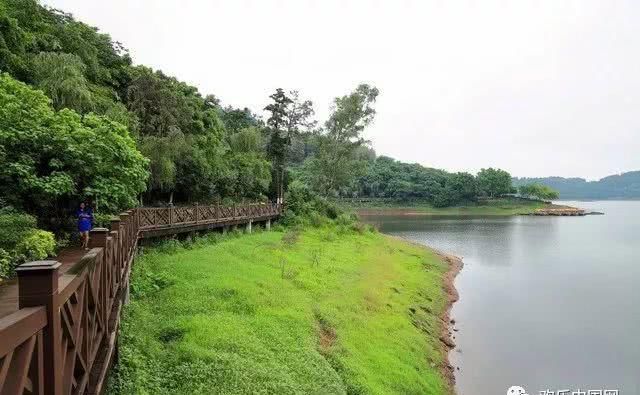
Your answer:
[77,202,93,250]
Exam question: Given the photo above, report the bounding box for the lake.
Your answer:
[362,201,640,395]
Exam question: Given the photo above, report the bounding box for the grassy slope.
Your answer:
[342,197,549,216]
[109,227,451,394]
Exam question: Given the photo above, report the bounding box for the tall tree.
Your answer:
[265,89,314,203]
[304,84,378,196]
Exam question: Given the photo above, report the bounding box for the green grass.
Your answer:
[109,226,451,394]
[340,197,550,216]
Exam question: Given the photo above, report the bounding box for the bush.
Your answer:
[284,180,343,225]
[0,210,38,248]
[15,230,56,262]
[0,210,56,280]
[94,213,116,228]
[0,248,12,279]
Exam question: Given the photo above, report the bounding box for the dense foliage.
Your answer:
[513,171,640,200]
[344,157,520,206]
[0,209,55,279]
[0,73,149,219]
[517,183,559,201]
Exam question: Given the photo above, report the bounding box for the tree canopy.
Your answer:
[518,183,559,201]
[0,73,148,219]
[477,168,514,197]
[0,0,523,231]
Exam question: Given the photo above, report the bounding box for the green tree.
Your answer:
[265,89,315,203]
[32,52,94,112]
[477,168,513,197]
[518,183,559,201]
[125,66,226,203]
[0,73,148,219]
[304,84,378,196]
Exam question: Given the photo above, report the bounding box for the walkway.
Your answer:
[0,202,282,395]
[0,247,85,320]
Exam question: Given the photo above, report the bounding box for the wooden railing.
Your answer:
[137,202,281,230]
[0,202,282,394]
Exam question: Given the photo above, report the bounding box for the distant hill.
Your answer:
[513,171,640,200]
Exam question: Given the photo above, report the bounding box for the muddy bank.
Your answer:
[384,235,463,393]
[434,251,463,393]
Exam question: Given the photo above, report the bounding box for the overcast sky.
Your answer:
[43,0,640,180]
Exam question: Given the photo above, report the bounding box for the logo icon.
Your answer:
[507,386,528,395]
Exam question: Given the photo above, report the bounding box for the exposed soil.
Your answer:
[385,235,463,394]
[315,314,337,354]
[433,251,463,394]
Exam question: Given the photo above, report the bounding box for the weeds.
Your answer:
[310,247,323,267]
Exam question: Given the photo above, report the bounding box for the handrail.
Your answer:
[0,202,282,395]
[137,202,282,230]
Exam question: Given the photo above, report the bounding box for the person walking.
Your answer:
[77,202,93,250]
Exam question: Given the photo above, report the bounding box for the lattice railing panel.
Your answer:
[58,250,107,395]
[0,308,46,395]
[174,207,195,224]
[198,206,217,221]
[139,209,155,227]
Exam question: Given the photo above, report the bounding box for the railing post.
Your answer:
[89,227,109,249]
[233,205,237,218]
[110,219,122,280]
[88,228,109,341]
[16,261,62,395]
[195,203,199,224]
[119,212,130,266]
[170,206,174,225]
[108,230,120,294]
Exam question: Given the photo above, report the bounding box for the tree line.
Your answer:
[513,171,640,200]
[0,0,560,278]
[0,0,377,216]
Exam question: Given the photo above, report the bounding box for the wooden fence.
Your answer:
[0,203,282,395]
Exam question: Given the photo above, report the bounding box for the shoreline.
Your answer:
[386,234,463,394]
[434,250,463,394]
[356,203,588,217]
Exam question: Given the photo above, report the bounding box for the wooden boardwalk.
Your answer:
[0,248,85,320]
[0,202,282,395]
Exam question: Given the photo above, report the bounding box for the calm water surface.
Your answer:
[363,201,640,395]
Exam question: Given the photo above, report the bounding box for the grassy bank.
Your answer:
[340,197,550,216]
[108,226,452,394]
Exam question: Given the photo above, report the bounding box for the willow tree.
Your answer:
[32,52,94,112]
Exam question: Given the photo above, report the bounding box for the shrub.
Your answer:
[0,210,37,248]
[285,180,343,224]
[0,249,12,279]
[93,213,116,228]
[15,230,56,262]
[0,210,56,280]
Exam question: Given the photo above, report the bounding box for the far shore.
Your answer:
[342,198,587,217]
